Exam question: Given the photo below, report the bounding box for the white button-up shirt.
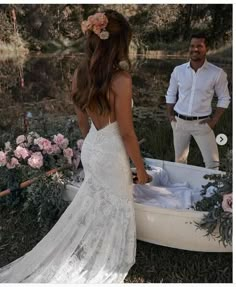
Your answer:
[165,59,231,116]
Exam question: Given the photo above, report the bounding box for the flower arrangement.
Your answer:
[0,132,84,224]
[81,12,110,40]
[194,151,232,247]
[0,132,83,172]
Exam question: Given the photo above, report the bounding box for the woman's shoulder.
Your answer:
[111,70,132,90]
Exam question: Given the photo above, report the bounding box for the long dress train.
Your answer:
[0,121,136,283]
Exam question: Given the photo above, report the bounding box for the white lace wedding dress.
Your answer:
[0,121,136,283]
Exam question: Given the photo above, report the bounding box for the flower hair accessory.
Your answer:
[81,12,109,40]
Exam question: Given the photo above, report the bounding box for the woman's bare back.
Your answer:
[86,88,116,131]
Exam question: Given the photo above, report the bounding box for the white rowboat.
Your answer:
[65,158,232,253]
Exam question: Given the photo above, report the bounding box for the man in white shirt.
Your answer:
[165,33,230,169]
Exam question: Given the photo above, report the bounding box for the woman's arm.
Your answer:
[112,71,151,184]
[72,69,90,138]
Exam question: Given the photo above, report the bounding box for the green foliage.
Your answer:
[194,151,232,247]
[23,173,70,232]
[0,4,232,53]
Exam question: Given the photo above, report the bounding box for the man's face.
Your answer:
[189,38,207,62]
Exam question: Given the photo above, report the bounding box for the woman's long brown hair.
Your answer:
[72,10,132,115]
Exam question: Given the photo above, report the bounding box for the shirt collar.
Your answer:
[187,59,208,69]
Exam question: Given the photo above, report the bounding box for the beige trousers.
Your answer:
[171,117,219,170]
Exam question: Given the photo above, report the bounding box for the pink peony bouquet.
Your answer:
[0,131,84,171]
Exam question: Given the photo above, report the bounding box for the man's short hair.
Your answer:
[190,33,209,46]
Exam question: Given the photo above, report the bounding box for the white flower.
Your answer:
[99,30,109,40]
[0,151,7,166]
[4,141,12,152]
[16,135,26,145]
[205,186,217,198]
[28,131,40,138]
[27,135,33,144]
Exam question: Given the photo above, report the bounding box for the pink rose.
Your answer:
[76,139,84,151]
[93,25,101,35]
[51,144,61,154]
[63,148,73,164]
[222,193,232,213]
[53,134,69,149]
[81,20,92,33]
[6,157,19,169]
[81,13,108,36]
[93,13,108,28]
[34,137,52,152]
[0,151,7,166]
[88,15,96,25]
[60,138,69,150]
[16,135,26,145]
[28,152,43,169]
[14,146,29,159]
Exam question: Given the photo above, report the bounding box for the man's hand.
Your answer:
[199,118,217,129]
[168,114,176,123]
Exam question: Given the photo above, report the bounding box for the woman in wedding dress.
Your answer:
[0,9,151,283]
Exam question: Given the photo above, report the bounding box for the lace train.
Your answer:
[0,122,136,283]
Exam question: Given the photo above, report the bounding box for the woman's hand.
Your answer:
[134,168,152,185]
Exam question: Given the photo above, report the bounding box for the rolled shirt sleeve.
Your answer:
[165,68,178,104]
[215,69,231,108]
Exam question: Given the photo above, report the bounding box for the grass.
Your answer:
[125,241,232,283]
[0,198,232,283]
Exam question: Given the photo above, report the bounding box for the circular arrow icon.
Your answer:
[216,134,228,146]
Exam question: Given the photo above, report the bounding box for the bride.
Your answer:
[0,9,151,283]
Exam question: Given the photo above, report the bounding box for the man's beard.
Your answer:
[190,53,202,62]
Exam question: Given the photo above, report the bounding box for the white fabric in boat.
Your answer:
[133,166,202,209]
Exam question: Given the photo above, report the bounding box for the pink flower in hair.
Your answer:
[93,25,102,36]
[81,12,109,40]
[81,20,92,34]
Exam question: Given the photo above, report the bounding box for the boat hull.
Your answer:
[65,158,232,252]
